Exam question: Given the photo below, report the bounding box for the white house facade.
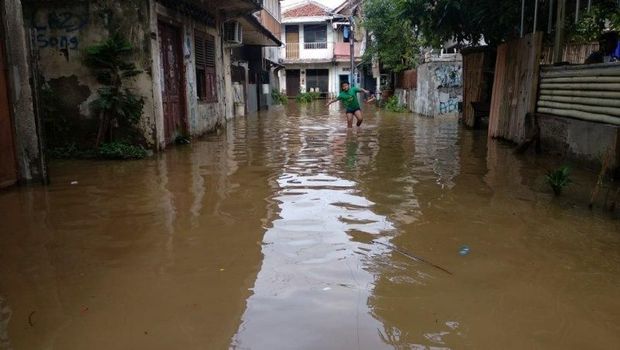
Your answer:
[279,0,363,97]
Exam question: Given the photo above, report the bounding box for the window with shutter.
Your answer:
[205,34,217,102]
[195,31,217,103]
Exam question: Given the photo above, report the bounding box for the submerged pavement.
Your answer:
[1,103,619,349]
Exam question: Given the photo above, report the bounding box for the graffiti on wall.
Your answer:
[439,99,459,114]
[32,7,88,50]
[438,91,461,115]
[434,64,462,88]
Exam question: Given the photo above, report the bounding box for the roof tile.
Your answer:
[283,2,329,18]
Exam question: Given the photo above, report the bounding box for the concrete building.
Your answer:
[0,0,46,188]
[414,53,463,117]
[279,0,364,97]
[24,0,277,151]
[231,0,283,114]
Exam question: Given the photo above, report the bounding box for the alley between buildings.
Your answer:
[1,104,619,349]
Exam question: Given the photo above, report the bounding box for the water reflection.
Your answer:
[233,108,395,349]
[0,295,12,349]
[0,103,619,350]
[0,122,271,349]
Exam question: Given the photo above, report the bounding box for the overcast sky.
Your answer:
[281,0,345,10]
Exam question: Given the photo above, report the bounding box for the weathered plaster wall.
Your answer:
[151,3,229,148]
[24,0,157,146]
[415,59,462,117]
[394,88,416,113]
[2,0,45,183]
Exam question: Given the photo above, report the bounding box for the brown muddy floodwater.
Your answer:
[1,103,620,350]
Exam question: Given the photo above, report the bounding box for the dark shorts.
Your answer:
[346,108,361,114]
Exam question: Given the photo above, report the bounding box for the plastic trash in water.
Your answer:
[459,245,470,256]
[70,181,78,185]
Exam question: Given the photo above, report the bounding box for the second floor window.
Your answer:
[304,24,326,47]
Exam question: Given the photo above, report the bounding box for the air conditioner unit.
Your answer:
[224,21,243,46]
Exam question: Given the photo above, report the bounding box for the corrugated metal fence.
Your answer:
[537,63,620,126]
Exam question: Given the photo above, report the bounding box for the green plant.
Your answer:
[271,89,288,105]
[546,166,572,196]
[98,142,147,160]
[308,91,321,100]
[567,2,620,43]
[384,96,408,113]
[362,0,421,72]
[84,33,144,147]
[296,92,318,104]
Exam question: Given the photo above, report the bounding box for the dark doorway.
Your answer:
[0,28,17,188]
[158,21,186,144]
[286,69,300,97]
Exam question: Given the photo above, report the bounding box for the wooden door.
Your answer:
[285,70,300,97]
[0,34,17,188]
[158,21,186,144]
[285,25,299,59]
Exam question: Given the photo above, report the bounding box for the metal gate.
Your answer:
[0,30,17,188]
[306,69,328,96]
[158,21,186,144]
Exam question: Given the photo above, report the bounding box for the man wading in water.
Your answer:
[326,82,373,128]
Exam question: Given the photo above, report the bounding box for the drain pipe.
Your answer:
[520,0,525,37]
[533,0,539,33]
[575,0,580,23]
[548,0,554,33]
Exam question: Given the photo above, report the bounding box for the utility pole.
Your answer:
[533,0,539,33]
[349,0,354,86]
[552,0,566,63]
[575,0,580,23]
[520,0,525,37]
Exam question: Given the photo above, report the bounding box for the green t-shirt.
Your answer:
[337,87,362,110]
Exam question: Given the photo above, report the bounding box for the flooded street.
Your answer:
[1,103,619,349]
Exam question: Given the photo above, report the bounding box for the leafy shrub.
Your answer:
[308,91,321,100]
[271,89,288,105]
[98,142,147,160]
[384,96,408,113]
[84,33,144,147]
[568,4,620,43]
[546,166,572,196]
[296,92,313,103]
[296,91,322,103]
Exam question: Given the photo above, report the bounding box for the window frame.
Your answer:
[303,24,327,44]
[194,30,218,103]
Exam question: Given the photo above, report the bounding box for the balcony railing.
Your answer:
[304,42,328,50]
[286,44,299,58]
